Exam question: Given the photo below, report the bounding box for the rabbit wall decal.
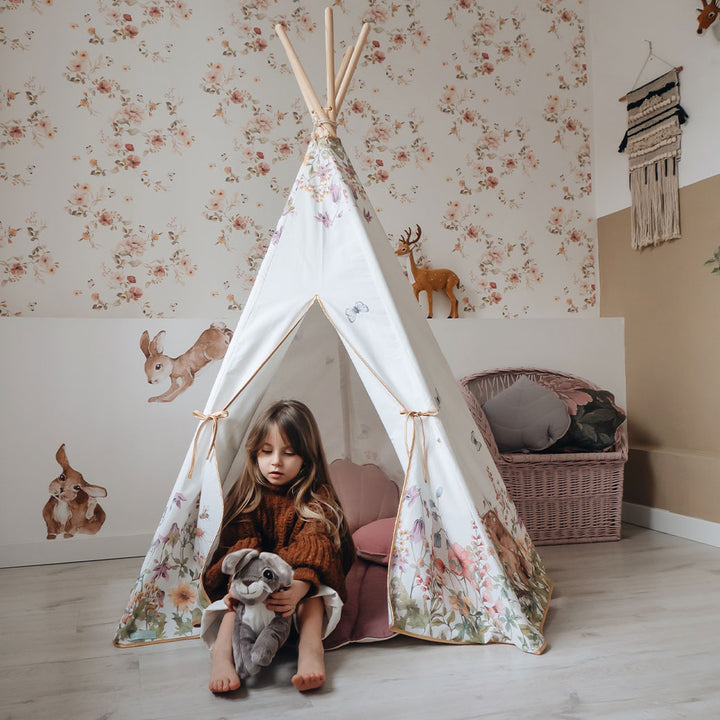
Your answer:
[42,444,107,539]
[140,321,233,403]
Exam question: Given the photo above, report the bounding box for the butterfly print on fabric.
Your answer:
[345,301,369,323]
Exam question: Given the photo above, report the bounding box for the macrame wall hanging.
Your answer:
[618,49,688,250]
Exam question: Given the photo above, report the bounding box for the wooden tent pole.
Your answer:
[325,7,335,121]
[275,23,334,136]
[335,46,353,94]
[334,22,370,118]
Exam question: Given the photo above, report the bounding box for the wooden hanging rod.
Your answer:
[618,65,683,102]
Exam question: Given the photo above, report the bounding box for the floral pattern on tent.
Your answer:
[115,492,208,644]
[389,468,549,653]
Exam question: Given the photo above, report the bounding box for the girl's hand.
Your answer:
[265,579,311,617]
[223,589,240,610]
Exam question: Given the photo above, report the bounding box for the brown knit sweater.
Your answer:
[203,485,355,603]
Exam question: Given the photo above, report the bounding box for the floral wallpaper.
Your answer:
[0,0,596,319]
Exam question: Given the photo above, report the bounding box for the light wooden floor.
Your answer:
[2,524,719,720]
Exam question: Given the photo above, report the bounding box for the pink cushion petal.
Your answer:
[352,516,396,565]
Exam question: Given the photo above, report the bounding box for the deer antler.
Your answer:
[404,225,421,246]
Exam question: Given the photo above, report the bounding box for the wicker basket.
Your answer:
[459,368,627,545]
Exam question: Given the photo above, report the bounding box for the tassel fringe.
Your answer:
[629,159,680,249]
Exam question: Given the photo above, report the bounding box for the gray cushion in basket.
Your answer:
[481,376,571,453]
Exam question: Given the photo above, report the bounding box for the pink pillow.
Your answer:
[329,459,399,534]
[352,516,396,565]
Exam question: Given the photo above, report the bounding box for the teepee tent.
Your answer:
[114,10,552,654]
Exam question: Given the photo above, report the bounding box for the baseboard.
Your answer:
[5,505,718,567]
[622,502,720,548]
[0,533,152,569]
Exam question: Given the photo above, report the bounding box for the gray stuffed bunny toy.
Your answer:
[222,548,294,679]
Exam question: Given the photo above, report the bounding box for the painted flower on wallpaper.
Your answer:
[0,84,45,185]
[471,237,542,312]
[0,20,36,51]
[546,204,596,312]
[562,252,597,313]
[544,94,590,161]
[203,188,269,256]
[201,61,251,124]
[446,2,535,96]
[64,50,193,191]
[443,200,543,316]
[214,123,307,195]
[220,0,316,60]
[83,1,192,62]
[65,183,194,312]
[0,161,34,186]
[199,44,310,204]
[343,101,430,201]
[355,0,428,85]
[0,0,54,13]
[0,81,56,150]
[2,0,597,319]
[539,0,583,36]
[443,199,492,257]
[440,103,535,207]
[0,213,58,286]
[539,0,588,89]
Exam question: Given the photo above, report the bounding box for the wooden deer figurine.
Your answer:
[697,0,720,33]
[395,225,460,318]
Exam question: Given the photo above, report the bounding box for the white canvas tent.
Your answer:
[114,10,551,654]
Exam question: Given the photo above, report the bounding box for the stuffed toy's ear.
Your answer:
[222,548,259,576]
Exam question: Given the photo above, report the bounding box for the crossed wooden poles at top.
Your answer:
[275,8,370,137]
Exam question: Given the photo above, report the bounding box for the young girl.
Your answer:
[201,399,355,693]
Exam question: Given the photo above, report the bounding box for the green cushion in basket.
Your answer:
[481,376,571,453]
[552,387,626,452]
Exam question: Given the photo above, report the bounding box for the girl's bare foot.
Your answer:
[291,638,326,691]
[209,652,241,693]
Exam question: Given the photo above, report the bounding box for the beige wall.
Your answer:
[598,174,720,523]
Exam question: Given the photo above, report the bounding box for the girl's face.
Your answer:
[256,422,304,488]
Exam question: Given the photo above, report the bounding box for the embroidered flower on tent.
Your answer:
[345,300,369,322]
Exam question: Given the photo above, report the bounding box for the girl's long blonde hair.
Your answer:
[224,399,346,548]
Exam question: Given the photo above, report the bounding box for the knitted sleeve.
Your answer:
[276,520,350,602]
[202,515,262,602]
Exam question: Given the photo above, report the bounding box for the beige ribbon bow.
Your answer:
[188,409,229,478]
[400,408,439,485]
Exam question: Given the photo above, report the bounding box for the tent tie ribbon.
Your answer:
[400,408,438,485]
[188,409,229,478]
